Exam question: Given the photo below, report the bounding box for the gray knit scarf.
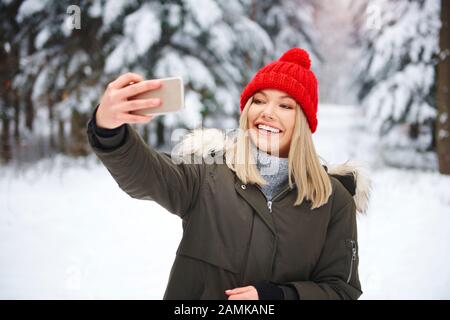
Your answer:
[250,141,289,201]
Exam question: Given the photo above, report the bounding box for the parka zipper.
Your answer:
[257,183,296,213]
[267,200,273,212]
[347,240,357,283]
[241,183,296,282]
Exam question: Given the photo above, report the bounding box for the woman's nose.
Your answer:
[261,103,276,119]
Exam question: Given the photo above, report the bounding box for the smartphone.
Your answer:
[129,76,184,116]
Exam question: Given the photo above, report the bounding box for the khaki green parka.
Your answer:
[87,108,371,300]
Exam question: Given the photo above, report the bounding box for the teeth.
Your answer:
[257,124,280,133]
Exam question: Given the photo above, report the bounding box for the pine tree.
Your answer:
[1,0,319,163]
[355,0,441,169]
[436,0,450,174]
[0,0,22,163]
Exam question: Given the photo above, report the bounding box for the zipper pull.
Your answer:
[351,240,357,260]
[347,240,357,284]
[267,200,272,213]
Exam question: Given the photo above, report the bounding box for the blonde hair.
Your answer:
[225,96,332,209]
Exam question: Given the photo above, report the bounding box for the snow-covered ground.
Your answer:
[315,105,450,300]
[1,104,449,299]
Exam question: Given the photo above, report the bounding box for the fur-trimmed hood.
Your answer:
[173,128,372,214]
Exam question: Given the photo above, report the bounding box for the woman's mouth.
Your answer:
[256,124,283,136]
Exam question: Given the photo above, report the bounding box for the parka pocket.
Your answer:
[344,239,357,284]
[177,241,245,275]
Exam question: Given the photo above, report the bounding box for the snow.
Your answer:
[104,4,162,74]
[215,87,239,116]
[7,0,318,141]
[35,27,51,50]
[369,0,440,71]
[315,104,450,299]
[104,41,129,74]
[0,156,181,299]
[360,0,441,157]
[124,4,162,56]
[4,42,11,53]
[183,56,216,91]
[16,0,47,23]
[209,24,235,58]
[1,104,449,299]
[165,3,181,27]
[88,0,102,18]
[182,90,203,129]
[31,66,50,101]
[68,51,89,76]
[154,51,188,80]
[183,0,222,30]
[102,0,134,28]
[357,167,450,299]
[154,50,216,92]
[234,17,274,58]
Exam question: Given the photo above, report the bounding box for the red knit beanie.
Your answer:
[239,47,319,133]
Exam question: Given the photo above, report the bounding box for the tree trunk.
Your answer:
[58,119,66,154]
[143,125,150,145]
[69,108,89,157]
[25,92,34,132]
[13,89,20,140]
[156,118,165,147]
[48,95,55,151]
[1,113,11,164]
[437,0,450,174]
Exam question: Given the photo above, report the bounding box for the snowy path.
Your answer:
[315,104,450,299]
[0,158,182,299]
[1,104,450,299]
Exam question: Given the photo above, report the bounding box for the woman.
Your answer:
[86,48,371,300]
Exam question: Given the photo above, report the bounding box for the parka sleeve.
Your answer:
[278,198,363,300]
[86,105,205,219]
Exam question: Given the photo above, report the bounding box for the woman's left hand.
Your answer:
[225,286,259,300]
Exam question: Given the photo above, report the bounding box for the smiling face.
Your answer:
[247,89,297,158]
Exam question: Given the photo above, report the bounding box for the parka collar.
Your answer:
[172,128,372,215]
[234,177,278,235]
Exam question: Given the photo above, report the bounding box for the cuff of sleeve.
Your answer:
[253,280,284,300]
[279,284,300,300]
[90,104,127,149]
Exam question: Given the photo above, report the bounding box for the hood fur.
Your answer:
[325,160,372,214]
[173,128,372,214]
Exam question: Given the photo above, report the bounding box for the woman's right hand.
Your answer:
[96,72,163,130]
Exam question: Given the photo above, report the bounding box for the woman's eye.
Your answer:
[280,104,292,109]
[254,99,264,104]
